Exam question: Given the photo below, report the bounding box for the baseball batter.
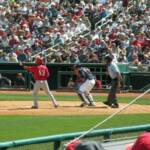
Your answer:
[72,64,96,107]
[22,56,58,109]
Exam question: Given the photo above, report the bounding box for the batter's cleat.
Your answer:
[111,103,119,108]
[31,106,38,109]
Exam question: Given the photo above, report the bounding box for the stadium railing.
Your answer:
[0,124,149,150]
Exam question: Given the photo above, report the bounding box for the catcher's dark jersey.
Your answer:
[79,67,95,80]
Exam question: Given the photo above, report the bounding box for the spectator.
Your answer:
[126,132,150,150]
[88,52,99,63]
[65,140,105,150]
[54,32,64,45]
[75,141,105,150]
[122,0,129,10]
[7,51,18,62]
[70,51,80,63]
[1,0,150,65]
[14,73,25,87]
[0,74,11,87]
[0,0,90,62]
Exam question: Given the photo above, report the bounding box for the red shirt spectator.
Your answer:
[109,33,116,41]
[23,47,31,55]
[123,0,128,8]
[95,39,101,45]
[78,37,89,47]
[126,132,150,150]
[131,39,145,47]
[9,37,20,47]
[0,30,7,36]
[24,31,32,39]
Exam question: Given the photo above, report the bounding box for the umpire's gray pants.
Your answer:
[33,80,57,107]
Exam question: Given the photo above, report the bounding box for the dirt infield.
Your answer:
[0,101,150,116]
[0,91,150,116]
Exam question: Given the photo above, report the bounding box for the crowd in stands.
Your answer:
[0,0,93,62]
[46,0,150,65]
[0,0,150,65]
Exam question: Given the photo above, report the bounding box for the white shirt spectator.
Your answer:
[62,33,69,41]
[8,52,18,63]
[80,23,88,32]
[1,37,9,47]
[33,19,43,28]
[0,0,4,2]
[17,4,28,15]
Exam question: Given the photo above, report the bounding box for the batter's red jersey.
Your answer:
[25,65,49,80]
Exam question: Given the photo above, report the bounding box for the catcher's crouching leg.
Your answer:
[77,90,90,107]
[85,92,96,106]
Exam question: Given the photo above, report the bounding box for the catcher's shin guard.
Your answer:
[85,93,95,106]
[77,92,90,105]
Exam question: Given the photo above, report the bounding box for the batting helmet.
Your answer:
[35,56,43,65]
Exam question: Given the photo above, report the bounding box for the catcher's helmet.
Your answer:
[35,56,43,65]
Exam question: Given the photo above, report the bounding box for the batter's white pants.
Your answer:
[33,80,58,107]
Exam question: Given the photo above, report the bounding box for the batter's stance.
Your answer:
[22,56,58,109]
[72,64,96,107]
[103,54,121,108]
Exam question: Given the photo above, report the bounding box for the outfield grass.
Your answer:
[0,94,150,105]
[0,114,150,142]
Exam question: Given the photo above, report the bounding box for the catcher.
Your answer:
[20,56,58,109]
[72,64,96,107]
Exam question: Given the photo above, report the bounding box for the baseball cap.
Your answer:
[65,139,80,150]
[125,132,150,150]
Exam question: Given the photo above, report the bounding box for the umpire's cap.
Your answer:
[104,54,113,62]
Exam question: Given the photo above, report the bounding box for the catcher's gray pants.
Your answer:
[33,80,58,107]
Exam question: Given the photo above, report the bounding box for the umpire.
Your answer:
[103,54,121,108]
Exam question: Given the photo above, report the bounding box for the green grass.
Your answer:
[0,93,149,144]
[0,114,149,142]
[0,93,149,105]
